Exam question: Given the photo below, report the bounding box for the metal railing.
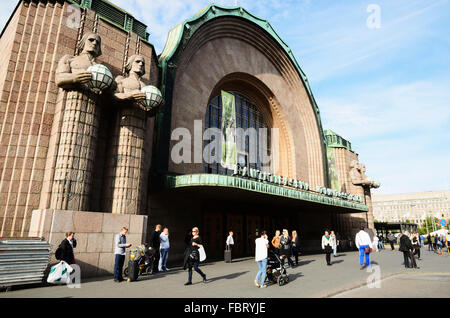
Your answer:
[0,238,51,288]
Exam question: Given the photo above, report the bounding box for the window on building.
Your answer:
[204,92,271,175]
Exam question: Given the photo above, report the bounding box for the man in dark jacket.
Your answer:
[399,231,419,269]
[151,224,162,273]
[58,232,77,264]
[387,232,395,251]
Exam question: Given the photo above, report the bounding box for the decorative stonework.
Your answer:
[51,33,110,211]
[349,160,380,189]
[105,55,148,214]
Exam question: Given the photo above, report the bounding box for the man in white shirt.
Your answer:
[254,231,269,289]
[355,226,372,269]
[226,231,234,251]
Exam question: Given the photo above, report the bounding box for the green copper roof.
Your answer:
[165,174,368,212]
[324,130,352,150]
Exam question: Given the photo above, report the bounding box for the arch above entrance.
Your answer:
[157,5,328,188]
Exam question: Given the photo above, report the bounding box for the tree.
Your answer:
[418,217,441,235]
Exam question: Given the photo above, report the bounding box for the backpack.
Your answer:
[55,245,64,260]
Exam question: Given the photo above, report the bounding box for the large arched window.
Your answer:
[204,91,271,175]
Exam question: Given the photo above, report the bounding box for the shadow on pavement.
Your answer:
[287,272,304,283]
[206,271,249,283]
[297,259,315,266]
[331,260,344,265]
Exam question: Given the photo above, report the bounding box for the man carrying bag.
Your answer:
[355,226,372,270]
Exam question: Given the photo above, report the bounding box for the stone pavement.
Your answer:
[1,248,449,298]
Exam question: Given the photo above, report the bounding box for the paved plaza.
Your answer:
[1,248,450,298]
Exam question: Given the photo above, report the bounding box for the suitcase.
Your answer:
[224,246,232,263]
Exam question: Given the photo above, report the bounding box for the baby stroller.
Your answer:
[266,251,289,286]
[124,244,155,281]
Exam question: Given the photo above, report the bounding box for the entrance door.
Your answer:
[227,213,244,257]
[203,211,224,259]
[246,215,262,255]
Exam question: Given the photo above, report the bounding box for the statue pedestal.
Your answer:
[29,209,148,278]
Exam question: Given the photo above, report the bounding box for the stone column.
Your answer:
[51,89,100,211]
[107,106,147,214]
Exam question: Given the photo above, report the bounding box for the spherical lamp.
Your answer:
[140,85,164,114]
[86,64,114,94]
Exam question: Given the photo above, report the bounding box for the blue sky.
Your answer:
[1,0,449,195]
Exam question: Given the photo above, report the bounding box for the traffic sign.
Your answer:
[439,219,447,227]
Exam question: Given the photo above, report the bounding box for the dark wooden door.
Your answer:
[203,211,224,259]
[246,215,262,255]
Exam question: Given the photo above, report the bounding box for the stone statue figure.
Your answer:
[56,32,102,89]
[51,32,104,211]
[349,160,380,188]
[114,54,146,104]
[105,55,148,214]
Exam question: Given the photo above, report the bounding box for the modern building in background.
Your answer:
[372,190,450,227]
[0,0,379,277]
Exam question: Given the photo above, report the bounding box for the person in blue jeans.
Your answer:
[159,227,170,271]
[377,233,384,250]
[355,226,372,270]
[183,227,207,285]
[114,227,132,282]
[254,231,269,288]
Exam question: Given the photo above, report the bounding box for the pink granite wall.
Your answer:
[29,209,148,278]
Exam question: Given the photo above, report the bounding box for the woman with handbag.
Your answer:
[321,230,333,266]
[183,227,207,285]
[279,229,295,268]
[355,226,372,269]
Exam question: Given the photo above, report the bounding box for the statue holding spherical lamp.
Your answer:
[52,32,113,211]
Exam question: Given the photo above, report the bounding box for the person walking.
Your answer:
[436,235,443,255]
[355,226,372,269]
[399,231,419,269]
[387,231,395,251]
[159,227,170,272]
[279,229,295,267]
[291,230,300,266]
[183,227,207,285]
[151,224,162,273]
[427,233,432,251]
[114,227,132,282]
[254,231,269,288]
[271,230,281,255]
[321,230,333,266]
[330,231,338,257]
[57,232,77,264]
[373,234,379,252]
[431,235,436,252]
[412,232,421,260]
